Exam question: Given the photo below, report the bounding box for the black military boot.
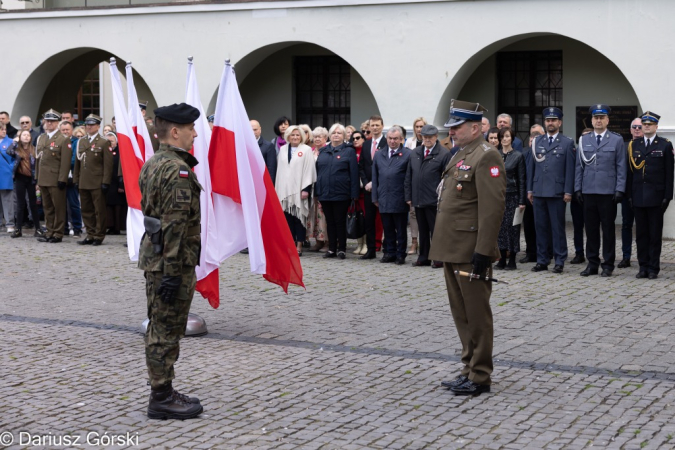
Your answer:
[147,384,203,420]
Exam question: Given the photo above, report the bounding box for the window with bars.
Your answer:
[75,66,100,121]
[295,56,350,129]
[497,51,562,144]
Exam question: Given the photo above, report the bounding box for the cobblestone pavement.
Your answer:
[2,224,675,449]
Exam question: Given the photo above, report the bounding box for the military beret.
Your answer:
[207,114,215,123]
[42,109,61,121]
[84,114,102,125]
[590,104,611,116]
[154,103,200,124]
[445,99,487,128]
[139,101,148,110]
[543,107,563,119]
[420,124,439,136]
[641,111,660,124]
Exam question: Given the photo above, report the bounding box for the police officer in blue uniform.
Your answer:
[527,107,576,274]
[626,111,674,279]
[575,104,627,277]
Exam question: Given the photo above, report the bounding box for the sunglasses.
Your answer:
[364,130,371,135]
[353,136,363,140]
[631,125,642,130]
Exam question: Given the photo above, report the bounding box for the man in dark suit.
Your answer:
[250,120,277,184]
[372,126,411,265]
[626,111,674,279]
[358,115,387,259]
[520,125,544,263]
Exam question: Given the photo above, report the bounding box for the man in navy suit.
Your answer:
[527,107,576,274]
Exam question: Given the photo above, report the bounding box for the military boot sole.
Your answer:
[147,403,203,420]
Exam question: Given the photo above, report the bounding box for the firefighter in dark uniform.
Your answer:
[626,111,674,279]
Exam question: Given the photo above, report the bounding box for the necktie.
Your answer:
[390,149,396,158]
[596,134,601,146]
[646,138,651,149]
[424,148,430,158]
[549,136,553,145]
[371,139,377,159]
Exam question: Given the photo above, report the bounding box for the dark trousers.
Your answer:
[64,183,82,233]
[14,174,40,230]
[415,206,437,263]
[522,200,537,258]
[321,200,350,253]
[533,197,568,266]
[620,197,634,260]
[583,194,617,271]
[571,196,584,255]
[364,191,377,251]
[380,212,408,258]
[285,212,306,243]
[633,206,664,274]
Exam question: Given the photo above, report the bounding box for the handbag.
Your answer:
[346,200,365,239]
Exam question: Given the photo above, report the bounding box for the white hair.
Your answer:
[284,125,306,143]
[312,127,328,139]
[328,123,347,139]
[387,125,404,137]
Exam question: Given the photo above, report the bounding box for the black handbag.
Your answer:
[346,200,365,239]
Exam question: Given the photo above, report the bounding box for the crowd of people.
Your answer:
[1,102,673,279]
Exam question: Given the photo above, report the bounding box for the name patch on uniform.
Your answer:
[652,151,664,157]
[490,167,500,177]
[179,170,190,178]
[458,165,471,171]
[175,188,191,203]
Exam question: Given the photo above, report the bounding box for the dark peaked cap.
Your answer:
[154,103,200,124]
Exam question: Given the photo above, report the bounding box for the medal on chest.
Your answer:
[456,183,463,192]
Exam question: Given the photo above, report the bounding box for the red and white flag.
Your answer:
[125,62,154,162]
[209,60,304,292]
[108,58,145,261]
[185,58,221,308]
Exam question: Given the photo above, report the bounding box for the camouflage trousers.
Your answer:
[144,266,196,390]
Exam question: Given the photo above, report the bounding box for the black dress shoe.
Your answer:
[91,239,102,246]
[337,251,346,260]
[600,269,612,277]
[395,257,406,265]
[240,248,249,254]
[380,255,396,263]
[441,375,468,389]
[78,238,94,245]
[323,251,336,258]
[636,271,648,279]
[50,237,62,243]
[37,236,51,243]
[519,255,536,264]
[570,254,586,264]
[359,250,376,260]
[552,264,563,274]
[648,272,658,279]
[412,260,431,267]
[450,380,491,396]
[617,259,631,268]
[531,263,548,272]
[580,266,599,276]
[432,262,444,269]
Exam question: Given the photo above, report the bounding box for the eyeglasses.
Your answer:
[20,121,30,124]
[631,125,642,130]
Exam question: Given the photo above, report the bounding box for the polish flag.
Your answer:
[185,58,220,308]
[125,62,154,161]
[209,60,304,292]
[108,57,145,261]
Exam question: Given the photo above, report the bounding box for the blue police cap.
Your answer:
[641,111,660,124]
[444,99,487,128]
[153,103,200,124]
[589,104,611,116]
[543,107,563,119]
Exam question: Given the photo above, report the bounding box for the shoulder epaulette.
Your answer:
[610,131,622,137]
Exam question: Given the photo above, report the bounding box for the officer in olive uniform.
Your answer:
[36,109,72,243]
[139,103,203,420]
[626,111,674,279]
[74,114,113,246]
[140,101,160,152]
[574,104,627,277]
[430,100,506,396]
[527,107,576,274]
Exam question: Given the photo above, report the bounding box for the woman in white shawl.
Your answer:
[275,125,317,256]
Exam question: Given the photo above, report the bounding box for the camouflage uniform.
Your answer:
[138,143,202,390]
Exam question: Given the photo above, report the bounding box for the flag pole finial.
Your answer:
[225,59,231,66]
[126,61,132,68]
[188,56,194,62]
[110,57,117,66]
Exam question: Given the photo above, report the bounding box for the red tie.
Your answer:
[424,148,430,158]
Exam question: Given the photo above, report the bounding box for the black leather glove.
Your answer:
[471,252,492,276]
[101,184,109,192]
[613,191,624,204]
[57,181,66,190]
[156,275,182,303]
[662,199,671,213]
[574,191,583,204]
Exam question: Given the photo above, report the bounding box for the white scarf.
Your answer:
[275,143,317,223]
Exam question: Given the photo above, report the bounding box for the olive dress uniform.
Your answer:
[74,133,113,242]
[626,114,674,277]
[430,131,506,387]
[36,120,72,240]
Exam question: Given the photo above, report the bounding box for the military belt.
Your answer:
[187,225,201,237]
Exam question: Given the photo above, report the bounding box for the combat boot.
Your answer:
[147,384,203,420]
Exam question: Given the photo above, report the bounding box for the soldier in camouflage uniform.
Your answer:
[74,114,113,246]
[36,109,72,243]
[138,103,203,420]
